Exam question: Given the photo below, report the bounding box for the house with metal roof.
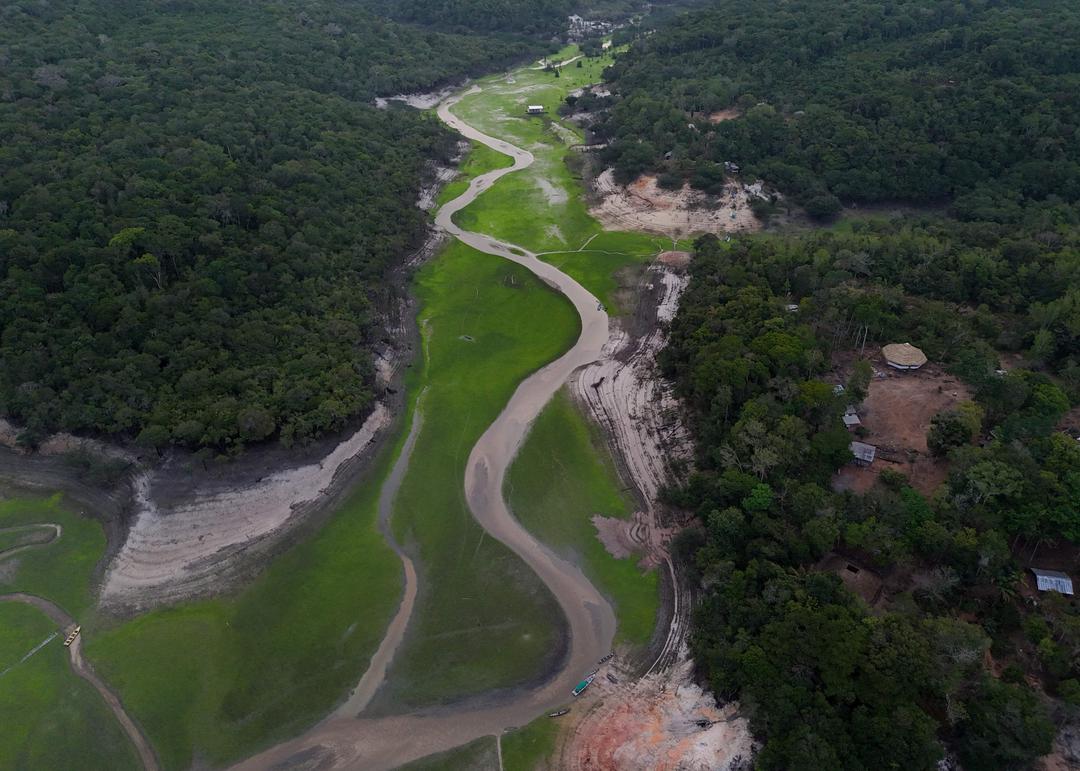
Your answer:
[843,406,861,428]
[850,441,876,466]
[1031,568,1074,595]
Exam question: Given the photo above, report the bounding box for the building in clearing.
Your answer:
[882,342,928,370]
[850,441,876,466]
[526,105,545,115]
[843,406,861,428]
[1031,568,1074,595]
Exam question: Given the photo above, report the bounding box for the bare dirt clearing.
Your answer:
[557,650,753,770]
[590,170,759,239]
[832,362,970,496]
[707,108,740,123]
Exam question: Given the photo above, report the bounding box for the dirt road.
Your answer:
[0,592,160,771]
[232,84,617,771]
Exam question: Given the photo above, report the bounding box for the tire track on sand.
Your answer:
[232,85,616,770]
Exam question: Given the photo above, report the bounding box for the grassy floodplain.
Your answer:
[0,501,137,770]
[507,390,658,645]
[0,43,667,769]
[443,45,678,310]
[85,441,405,769]
[374,239,580,708]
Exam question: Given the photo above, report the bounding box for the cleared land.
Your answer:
[590,170,760,238]
[832,362,970,495]
[506,389,658,645]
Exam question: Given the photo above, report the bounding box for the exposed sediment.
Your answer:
[100,404,391,610]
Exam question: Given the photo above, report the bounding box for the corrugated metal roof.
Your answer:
[1032,568,1074,595]
[849,441,876,463]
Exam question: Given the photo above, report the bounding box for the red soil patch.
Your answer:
[657,251,691,268]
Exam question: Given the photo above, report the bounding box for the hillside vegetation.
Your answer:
[667,223,1078,769]
[0,0,539,452]
[623,1,1080,767]
[594,0,1080,219]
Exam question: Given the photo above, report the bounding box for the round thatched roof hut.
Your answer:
[882,342,927,370]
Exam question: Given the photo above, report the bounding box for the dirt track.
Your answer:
[232,83,617,771]
[0,592,160,771]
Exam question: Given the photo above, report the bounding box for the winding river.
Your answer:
[233,84,617,770]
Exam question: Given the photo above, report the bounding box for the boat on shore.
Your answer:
[572,674,596,697]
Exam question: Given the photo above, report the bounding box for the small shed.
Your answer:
[527,105,545,115]
[843,407,861,428]
[882,342,927,370]
[1031,568,1074,595]
[850,441,876,466]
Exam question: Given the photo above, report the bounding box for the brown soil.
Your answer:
[556,654,753,771]
[589,170,759,239]
[592,511,676,571]
[831,360,970,496]
[707,108,740,124]
[657,251,692,268]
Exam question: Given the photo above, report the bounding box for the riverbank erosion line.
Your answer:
[232,83,616,770]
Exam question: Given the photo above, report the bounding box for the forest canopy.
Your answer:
[0,0,542,451]
[594,0,1080,220]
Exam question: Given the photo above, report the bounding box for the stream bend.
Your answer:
[233,84,617,771]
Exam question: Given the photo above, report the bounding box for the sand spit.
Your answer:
[590,169,760,239]
[101,404,390,609]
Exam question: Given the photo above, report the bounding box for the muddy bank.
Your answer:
[557,648,754,771]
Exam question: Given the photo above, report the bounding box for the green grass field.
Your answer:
[435,142,514,210]
[507,390,658,645]
[84,432,408,770]
[397,735,499,770]
[0,495,105,618]
[444,45,669,307]
[373,239,580,708]
[0,602,139,770]
[501,714,561,771]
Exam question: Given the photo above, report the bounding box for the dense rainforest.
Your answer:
[666,221,1079,769]
[360,0,576,36]
[0,0,553,451]
[617,0,1080,766]
[591,0,1080,219]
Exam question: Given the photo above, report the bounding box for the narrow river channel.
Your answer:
[233,83,618,771]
